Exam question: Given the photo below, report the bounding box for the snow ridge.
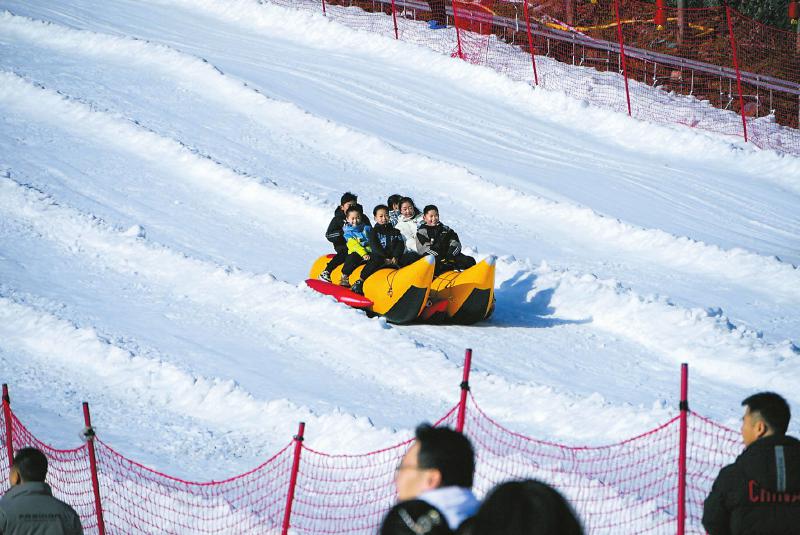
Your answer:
[0,69,329,229]
[0,293,396,453]
[1,15,797,303]
[0,175,683,441]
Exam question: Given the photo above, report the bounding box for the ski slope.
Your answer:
[1,0,799,493]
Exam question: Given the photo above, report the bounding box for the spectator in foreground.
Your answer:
[703,392,800,535]
[382,424,479,534]
[469,479,584,535]
[380,499,455,535]
[0,447,83,534]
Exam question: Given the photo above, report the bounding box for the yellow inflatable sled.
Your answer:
[308,254,435,324]
[308,254,496,325]
[428,256,496,324]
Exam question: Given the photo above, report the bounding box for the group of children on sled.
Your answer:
[319,192,476,295]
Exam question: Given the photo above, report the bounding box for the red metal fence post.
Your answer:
[390,0,399,39]
[522,0,539,85]
[82,402,106,535]
[281,422,306,535]
[451,0,465,60]
[2,384,14,472]
[322,0,327,16]
[677,363,689,535]
[725,6,748,143]
[455,349,473,433]
[613,0,632,116]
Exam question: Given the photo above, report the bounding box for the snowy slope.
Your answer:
[1,0,799,489]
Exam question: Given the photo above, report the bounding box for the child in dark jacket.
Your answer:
[340,204,372,288]
[351,205,409,295]
[320,192,370,283]
[417,205,476,275]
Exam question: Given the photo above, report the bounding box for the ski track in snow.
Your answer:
[1,66,796,391]
[1,10,799,306]
[1,0,799,484]
[0,175,682,443]
[2,173,798,445]
[0,293,400,453]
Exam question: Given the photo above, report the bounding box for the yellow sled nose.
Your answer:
[364,255,434,324]
[430,255,496,324]
[308,254,435,324]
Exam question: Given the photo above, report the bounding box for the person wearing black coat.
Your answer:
[703,392,800,535]
[350,205,413,294]
[319,192,370,282]
[416,205,476,276]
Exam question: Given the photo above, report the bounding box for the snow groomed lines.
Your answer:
[3,167,796,439]
[0,176,686,442]
[0,294,398,455]
[3,10,799,305]
[0,68,329,234]
[0,61,785,432]
[524,262,800,394]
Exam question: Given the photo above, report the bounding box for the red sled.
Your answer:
[306,279,374,309]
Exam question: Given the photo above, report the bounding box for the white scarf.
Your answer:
[418,486,480,530]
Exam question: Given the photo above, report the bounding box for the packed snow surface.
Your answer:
[1,0,799,485]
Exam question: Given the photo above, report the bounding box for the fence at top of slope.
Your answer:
[1,360,746,534]
[267,0,800,156]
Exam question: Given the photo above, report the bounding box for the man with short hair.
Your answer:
[0,447,83,534]
[390,424,479,532]
[702,392,800,535]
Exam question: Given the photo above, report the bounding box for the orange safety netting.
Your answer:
[279,0,800,155]
[1,391,744,534]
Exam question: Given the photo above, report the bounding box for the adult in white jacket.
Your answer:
[394,197,424,255]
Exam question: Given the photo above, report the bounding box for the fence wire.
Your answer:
[1,391,744,534]
[273,0,799,154]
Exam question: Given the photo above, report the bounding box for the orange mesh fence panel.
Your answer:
[0,402,9,487]
[685,413,741,530]
[727,9,800,148]
[264,0,799,155]
[614,4,749,139]
[7,412,98,531]
[465,393,680,534]
[0,394,749,534]
[93,438,294,533]
[288,405,458,534]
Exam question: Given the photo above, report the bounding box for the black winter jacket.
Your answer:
[702,434,800,535]
[0,482,83,535]
[369,223,405,262]
[417,223,462,259]
[325,207,370,250]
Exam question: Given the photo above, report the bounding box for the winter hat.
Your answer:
[380,500,454,535]
[340,192,358,205]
